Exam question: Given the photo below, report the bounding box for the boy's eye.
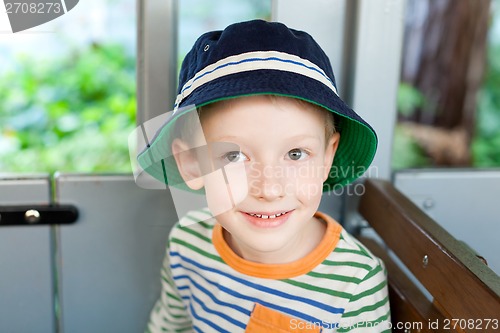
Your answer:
[287,148,309,161]
[222,151,248,163]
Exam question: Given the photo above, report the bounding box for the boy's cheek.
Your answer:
[225,162,249,204]
[204,171,233,216]
[204,162,248,216]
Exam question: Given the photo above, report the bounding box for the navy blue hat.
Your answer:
[138,19,377,190]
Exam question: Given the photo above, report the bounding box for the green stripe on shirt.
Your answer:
[170,237,225,264]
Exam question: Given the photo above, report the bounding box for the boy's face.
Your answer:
[174,95,340,263]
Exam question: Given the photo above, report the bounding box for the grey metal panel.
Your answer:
[394,169,500,275]
[137,0,178,123]
[56,174,176,333]
[0,174,54,333]
[350,0,406,181]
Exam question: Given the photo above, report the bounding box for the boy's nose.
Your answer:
[248,163,286,201]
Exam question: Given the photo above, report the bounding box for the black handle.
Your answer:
[0,205,79,226]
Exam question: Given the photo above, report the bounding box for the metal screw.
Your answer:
[405,329,411,333]
[422,255,429,267]
[25,209,40,224]
[423,198,434,209]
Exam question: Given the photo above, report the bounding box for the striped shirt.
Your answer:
[147,209,391,333]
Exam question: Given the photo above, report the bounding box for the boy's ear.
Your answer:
[323,132,341,181]
[171,138,204,190]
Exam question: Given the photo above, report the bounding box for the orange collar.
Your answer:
[212,211,342,279]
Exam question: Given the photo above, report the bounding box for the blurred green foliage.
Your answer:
[396,83,425,118]
[0,43,136,173]
[391,124,431,170]
[472,42,500,167]
[392,83,430,170]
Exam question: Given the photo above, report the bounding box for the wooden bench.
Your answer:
[357,179,500,332]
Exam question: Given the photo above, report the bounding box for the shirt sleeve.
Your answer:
[146,241,193,333]
[336,258,392,333]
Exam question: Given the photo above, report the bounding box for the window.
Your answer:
[0,0,136,173]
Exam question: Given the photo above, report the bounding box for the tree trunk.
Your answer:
[400,0,491,165]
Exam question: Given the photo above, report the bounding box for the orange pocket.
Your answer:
[245,303,322,333]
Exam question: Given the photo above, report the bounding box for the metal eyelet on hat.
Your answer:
[203,44,210,52]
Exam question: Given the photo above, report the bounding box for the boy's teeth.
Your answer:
[248,212,286,219]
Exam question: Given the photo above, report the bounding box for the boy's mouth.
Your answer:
[245,211,291,219]
[241,210,293,228]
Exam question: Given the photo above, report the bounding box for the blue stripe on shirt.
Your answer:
[189,301,231,333]
[176,276,248,328]
[171,251,344,315]
[171,257,340,327]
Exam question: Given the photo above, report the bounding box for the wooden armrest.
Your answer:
[358,179,500,321]
[359,237,447,332]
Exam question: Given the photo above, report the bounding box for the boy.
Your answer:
[138,20,390,332]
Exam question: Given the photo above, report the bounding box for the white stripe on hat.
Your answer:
[173,50,338,111]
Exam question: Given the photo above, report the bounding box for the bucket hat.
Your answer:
[137,19,377,192]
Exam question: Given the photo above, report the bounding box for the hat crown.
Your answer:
[178,20,337,95]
